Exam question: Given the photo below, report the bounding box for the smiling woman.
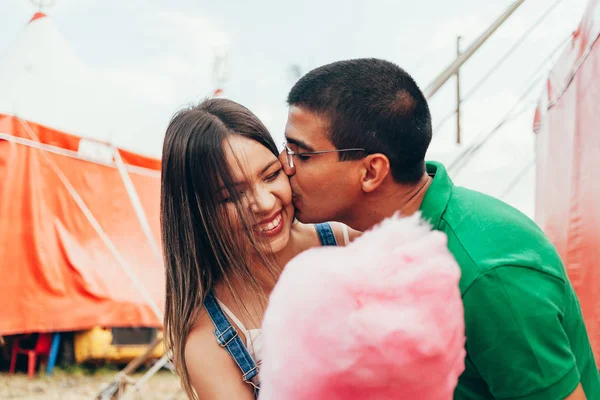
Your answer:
[219,136,294,252]
[160,98,358,400]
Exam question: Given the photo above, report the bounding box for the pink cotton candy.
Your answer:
[259,213,465,400]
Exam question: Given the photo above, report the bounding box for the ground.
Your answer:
[0,367,186,400]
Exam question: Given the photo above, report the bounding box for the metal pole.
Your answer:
[424,0,527,99]
[113,147,162,262]
[456,36,462,144]
[121,353,173,400]
[95,337,164,400]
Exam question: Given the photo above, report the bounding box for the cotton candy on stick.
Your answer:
[260,213,465,400]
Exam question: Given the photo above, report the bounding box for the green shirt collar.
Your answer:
[419,161,454,229]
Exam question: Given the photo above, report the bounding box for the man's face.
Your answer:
[280,106,363,225]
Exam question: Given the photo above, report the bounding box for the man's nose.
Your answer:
[279,151,296,176]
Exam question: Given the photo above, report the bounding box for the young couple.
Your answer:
[160,59,599,400]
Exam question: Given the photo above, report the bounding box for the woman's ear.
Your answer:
[360,153,391,193]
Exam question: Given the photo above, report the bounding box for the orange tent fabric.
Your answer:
[534,0,600,366]
[0,114,164,335]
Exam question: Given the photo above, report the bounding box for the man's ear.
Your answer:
[360,153,390,193]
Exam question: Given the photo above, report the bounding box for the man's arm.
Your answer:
[463,266,585,400]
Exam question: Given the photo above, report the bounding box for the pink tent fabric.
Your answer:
[533,0,600,365]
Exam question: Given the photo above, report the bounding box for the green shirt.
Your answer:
[420,161,600,400]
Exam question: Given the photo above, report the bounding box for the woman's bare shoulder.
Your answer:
[292,221,327,247]
[292,221,361,247]
[329,222,361,246]
[185,312,217,355]
[184,312,254,400]
[184,313,222,379]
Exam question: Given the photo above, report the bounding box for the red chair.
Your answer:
[9,333,53,379]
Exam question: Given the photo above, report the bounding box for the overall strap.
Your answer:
[203,292,260,396]
[315,222,338,246]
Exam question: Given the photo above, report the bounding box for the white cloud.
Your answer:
[146,11,231,53]
[83,9,233,110]
[82,9,235,155]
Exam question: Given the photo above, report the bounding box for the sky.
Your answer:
[0,0,591,217]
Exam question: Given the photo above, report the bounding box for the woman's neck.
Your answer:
[216,221,306,302]
[274,220,306,266]
[244,220,306,291]
[212,223,310,328]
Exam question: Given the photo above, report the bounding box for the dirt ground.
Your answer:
[0,368,186,400]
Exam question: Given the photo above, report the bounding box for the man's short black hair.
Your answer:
[287,58,432,184]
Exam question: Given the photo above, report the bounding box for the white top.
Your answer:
[215,298,263,366]
[341,224,350,246]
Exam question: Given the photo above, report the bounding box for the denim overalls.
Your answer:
[203,222,338,398]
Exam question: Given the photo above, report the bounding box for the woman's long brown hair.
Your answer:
[160,98,280,399]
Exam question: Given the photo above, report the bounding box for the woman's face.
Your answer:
[220,135,294,253]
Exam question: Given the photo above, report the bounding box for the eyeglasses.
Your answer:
[282,141,366,168]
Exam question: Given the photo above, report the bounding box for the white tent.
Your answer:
[0,12,165,159]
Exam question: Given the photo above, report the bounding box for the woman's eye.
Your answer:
[220,190,246,203]
[297,154,310,161]
[264,169,281,182]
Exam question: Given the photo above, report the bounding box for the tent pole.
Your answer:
[113,146,162,261]
[95,337,164,400]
